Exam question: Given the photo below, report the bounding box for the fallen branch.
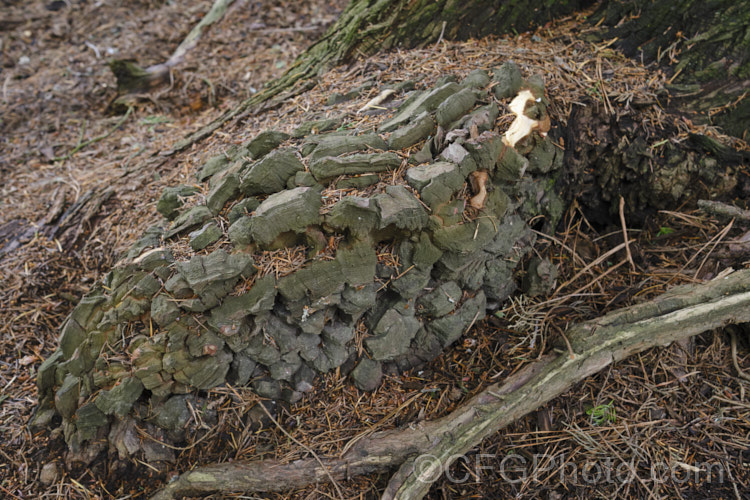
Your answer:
[699,199,750,223]
[150,269,750,500]
[110,0,235,93]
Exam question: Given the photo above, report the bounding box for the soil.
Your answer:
[1,1,749,499]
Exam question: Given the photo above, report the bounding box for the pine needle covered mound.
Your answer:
[33,64,563,465]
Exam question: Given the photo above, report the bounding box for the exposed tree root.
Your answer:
[151,269,750,500]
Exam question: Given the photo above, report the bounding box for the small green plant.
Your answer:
[586,400,616,426]
[141,115,173,134]
[656,226,675,237]
[140,115,172,125]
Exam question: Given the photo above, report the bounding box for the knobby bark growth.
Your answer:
[31,0,750,497]
[146,1,750,496]
[150,269,750,499]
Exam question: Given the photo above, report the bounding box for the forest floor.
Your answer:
[1,1,749,499]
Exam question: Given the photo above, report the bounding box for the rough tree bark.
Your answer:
[590,0,750,139]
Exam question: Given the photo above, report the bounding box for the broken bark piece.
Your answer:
[240,148,305,195]
[427,292,485,347]
[439,142,477,177]
[206,173,239,215]
[188,222,222,251]
[335,174,380,189]
[163,205,213,239]
[310,152,401,181]
[405,161,465,209]
[461,102,499,134]
[242,130,291,160]
[380,82,461,132]
[464,131,504,171]
[460,69,490,89]
[435,87,477,127]
[375,185,429,231]
[157,185,199,220]
[327,196,380,237]
[197,149,238,182]
[227,197,260,224]
[366,309,421,360]
[350,358,382,391]
[468,170,489,209]
[291,118,343,138]
[247,187,322,247]
[492,61,523,99]
[175,250,255,305]
[307,134,388,160]
[417,281,462,317]
[388,112,437,150]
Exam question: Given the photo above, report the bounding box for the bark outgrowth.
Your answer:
[150,269,750,500]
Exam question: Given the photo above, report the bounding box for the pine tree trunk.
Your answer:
[590,0,750,139]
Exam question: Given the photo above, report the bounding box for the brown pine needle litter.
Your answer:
[1,2,749,499]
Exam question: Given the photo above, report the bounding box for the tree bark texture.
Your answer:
[560,101,749,225]
[591,0,750,139]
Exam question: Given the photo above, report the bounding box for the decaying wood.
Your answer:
[150,269,750,500]
[699,199,750,222]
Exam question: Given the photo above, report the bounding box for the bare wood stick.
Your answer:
[434,21,447,48]
[158,0,235,71]
[110,0,234,93]
[698,199,750,222]
[619,196,636,272]
[149,270,750,500]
